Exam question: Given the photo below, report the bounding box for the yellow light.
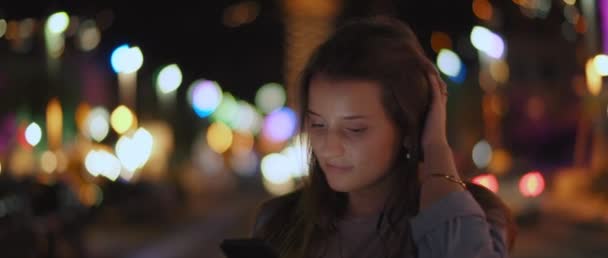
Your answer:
[489,60,509,83]
[41,151,58,173]
[46,11,70,34]
[593,54,608,76]
[111,105,136,134]
[75,102,91,136]
[488,149,512,176]
[207,122,233,154]
[46,98,63,149]
[586,58,602,96]
[563,0,576,5]
[231,131,254,155]
[473,0,493,21]
[25,122,42,147]
[430,31,452,53]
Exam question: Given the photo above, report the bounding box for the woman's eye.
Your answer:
[310,123,325,128]
[348,128,367,133]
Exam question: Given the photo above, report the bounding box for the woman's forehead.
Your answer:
[308,76,386,117]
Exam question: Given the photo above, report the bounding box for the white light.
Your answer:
[84,150,121,181]
[110,45,144,74]
[261,153,294,184]
[87,107,110,142]
[234,100,262,134]
[115,128,154,172]
[157,64,183,94]
[437,49,462,77]
[470,26,505,59]
[593,54,608,76]
[25,122,42,147]
[46,11,70,34]
[472,140,493,169]
[281,134,310,178]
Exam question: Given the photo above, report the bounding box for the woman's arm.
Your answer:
[412,69,510,257]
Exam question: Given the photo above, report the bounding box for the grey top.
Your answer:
[253,191,508,258]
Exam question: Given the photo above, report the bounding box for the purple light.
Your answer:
[262,107,297,142]
[601,0,608,53]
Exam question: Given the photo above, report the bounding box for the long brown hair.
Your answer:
[257,16,432,258]
[255,16,515,258]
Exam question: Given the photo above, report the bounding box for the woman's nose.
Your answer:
[316,132,345,158]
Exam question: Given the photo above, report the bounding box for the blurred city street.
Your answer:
[3,0,608,257]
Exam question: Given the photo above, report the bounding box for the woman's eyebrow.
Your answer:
[307,110,368,120]
[306,110,322,117]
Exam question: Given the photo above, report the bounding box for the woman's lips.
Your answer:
[324,163,354,173]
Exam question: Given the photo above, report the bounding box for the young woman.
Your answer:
[251,16,516,258]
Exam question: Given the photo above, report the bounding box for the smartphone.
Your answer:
[220,238,279,258]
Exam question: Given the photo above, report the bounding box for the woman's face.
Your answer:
[307,75,401,194]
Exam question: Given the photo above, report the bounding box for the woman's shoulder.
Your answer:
[251,189,303,237]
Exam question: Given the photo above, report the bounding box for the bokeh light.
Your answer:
[41,150,58,173]
[489,60,510,83]
[519,171,545,197]
[472,140,492,169]
[281,134,310,178]
[46,11,70,34]
[25,122,42,147]
[488,149,512,176]
[75,102,91,135]
[586,58,602,96]
[437,49,463,78]
[85,149,121,181]
[0,19,6,38]
[261,153,294,184]
[111,105,136,134]
[470,26,505,59]
[472,0,493,21]
[116,127,154,173]
[207,122,233,154]
[430,31,452,53]
[471,174,499,193]
[230,151,259,177]
[157,64,183,94]
[231,131,254,155]
[593,54,608,76]
[77,20,101,51]
[234,100,263,134]
[46,98,63,149]
[87,107,110,142]
[211,92,239,127]
[110,44,144,74]
[189,80,223,118]
[563,0,576,5]
[255,83,286,114]
[262,107,297,143]
[223,1,260,27]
